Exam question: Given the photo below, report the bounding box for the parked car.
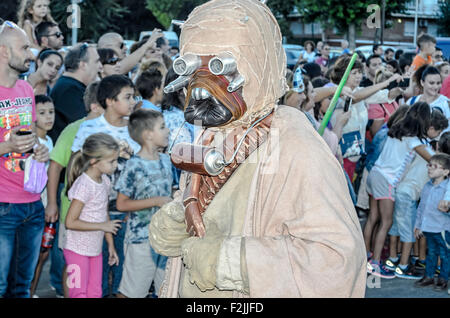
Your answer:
[437,37,450,61]
[283,44,303,70]
[328,47,343,60]
[355,45,397,59]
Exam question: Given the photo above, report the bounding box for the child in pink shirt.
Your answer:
[64,133,122,298]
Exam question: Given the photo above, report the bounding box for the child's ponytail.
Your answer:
[66,132,120,195]
[66,151,91,196]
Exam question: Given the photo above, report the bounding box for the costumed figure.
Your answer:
[149,0,367,297]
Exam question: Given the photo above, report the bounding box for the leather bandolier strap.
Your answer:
[181,111,274,235]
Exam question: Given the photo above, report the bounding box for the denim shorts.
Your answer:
[366,167,395,201]
[389,191,418,243]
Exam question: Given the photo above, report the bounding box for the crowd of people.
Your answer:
[0,0,448,298]
[291,32,450,292]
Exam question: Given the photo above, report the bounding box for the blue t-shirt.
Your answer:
[114,154,173,244]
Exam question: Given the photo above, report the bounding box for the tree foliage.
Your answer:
[437,0,450,36]
[297,0,407,35]
[0,0,19,22]
[145,0,207,30]
[266,0,299,38]
[50,0,129,42]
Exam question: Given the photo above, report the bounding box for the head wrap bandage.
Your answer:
[180,0,288,128]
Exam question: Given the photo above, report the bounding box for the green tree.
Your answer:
[437,0,450,36]
[145,0,207,30]
[266,0,299,38]
[0,0,19,22]
[50,0,129,42]
[298,0,408,48]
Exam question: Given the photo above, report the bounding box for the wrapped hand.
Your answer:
[181,218,224,292]
[149,200,189,257]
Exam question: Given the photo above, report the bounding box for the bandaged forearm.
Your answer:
[366,89,394,104]
[216,236,249,293]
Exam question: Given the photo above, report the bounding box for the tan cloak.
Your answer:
[161,106,367,298]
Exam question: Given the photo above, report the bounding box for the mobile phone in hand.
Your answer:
[16,130,34,153]
[16,130,32,136]
[344,98,352,112]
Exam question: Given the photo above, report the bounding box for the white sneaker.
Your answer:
[32,294,39,298]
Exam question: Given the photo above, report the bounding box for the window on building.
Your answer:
[404,21,415,37]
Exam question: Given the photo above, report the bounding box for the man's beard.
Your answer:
[9,59,31,74]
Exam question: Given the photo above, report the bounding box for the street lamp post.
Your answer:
[413,0,419,46]
[71,0,78,46]
[381,0,385,45]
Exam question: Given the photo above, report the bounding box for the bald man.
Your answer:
[98,32,127,59]
[97,29,164,75]
[342,40,350,54]
[0,21,50,298]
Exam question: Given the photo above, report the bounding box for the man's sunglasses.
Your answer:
[45,32,63,38]
[104,57,120,65]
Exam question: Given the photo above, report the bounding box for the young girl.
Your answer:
[64,133,122,298]
[27,49,63,95]
[17,0,56,48]
[385,110,447,279]
[365,102,434,279]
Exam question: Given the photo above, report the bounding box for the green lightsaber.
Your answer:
[318,53,358,136]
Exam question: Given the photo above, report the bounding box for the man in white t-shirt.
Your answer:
[70,74,141,298]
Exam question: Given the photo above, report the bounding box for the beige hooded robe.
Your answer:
[157,0,367,298]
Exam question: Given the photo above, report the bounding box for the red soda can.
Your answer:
[41,222,56,249]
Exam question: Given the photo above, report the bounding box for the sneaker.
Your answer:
[367,259,395,279]
[435,266,441,276]
[414,276,434,288]
[32,294,39,298]
[414,259,426,269]
[433,277,448,292]
[384,258,400,271]
[367,251,373,261]
[394,265,422,280]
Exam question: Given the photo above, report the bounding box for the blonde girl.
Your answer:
[17,0,56,47]
[64,133,122,298]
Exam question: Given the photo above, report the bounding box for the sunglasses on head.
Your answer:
[104,57,120,65]
[0,20,20,35]
[78,42,89,59]
[46,32,63,38]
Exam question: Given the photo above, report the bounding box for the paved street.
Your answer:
[30,212,449,298]
[33,252,449,298]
